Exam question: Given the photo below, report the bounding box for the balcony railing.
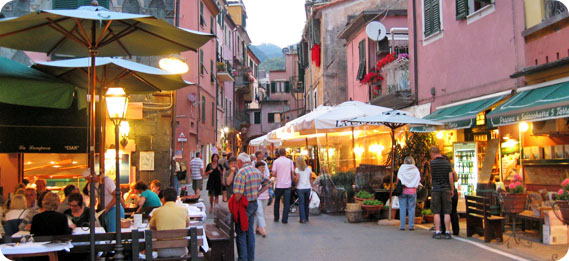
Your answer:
[216,62,234,82]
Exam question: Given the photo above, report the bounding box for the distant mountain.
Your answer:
[252,43,283,62]
[248,45,268,62]
[259,56,285,72]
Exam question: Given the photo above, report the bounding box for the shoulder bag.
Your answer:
[393,179,403,196]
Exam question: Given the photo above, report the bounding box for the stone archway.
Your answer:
[147,0,165,20]
[1,0,29,18]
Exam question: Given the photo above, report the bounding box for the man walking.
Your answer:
[233,153,270,261]
[430,147,454,239]
[189,152,205,195]
[271,148,294,224]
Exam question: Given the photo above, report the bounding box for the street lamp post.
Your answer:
[105,87,129,261]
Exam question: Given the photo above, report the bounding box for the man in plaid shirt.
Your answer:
[234,153,270,261]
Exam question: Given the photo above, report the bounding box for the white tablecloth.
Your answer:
[0,241,73,255]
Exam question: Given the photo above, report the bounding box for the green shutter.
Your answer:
[424,0,433,36]
[200,50,204,75]
[53,0,78,9]
[210,60,214,82]
[211,102,215,126]
[432,0,441,33]
[268,113,274,123]
[285,81,290,93]
[201,96,206,123]
[254,112,261,124]
[211,16,214,34]
[271,82,276,93]
[456,0,469,20]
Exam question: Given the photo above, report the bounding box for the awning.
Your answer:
[487,81,569,127]
[411,94,508,132]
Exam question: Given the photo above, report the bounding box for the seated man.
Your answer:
[149,188,190,258]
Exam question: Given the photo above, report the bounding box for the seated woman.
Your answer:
[124,182,140,208]
[30,192,72,236]
[133,181,161,214]
[57,184,79,213]
[64,193,90,228]
[4,194,27,237]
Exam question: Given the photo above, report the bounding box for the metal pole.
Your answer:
[351,127,356,169]
[388,129,395,220]
[88,47,97,261]
[113,123,124,260]
[325,133,330,171]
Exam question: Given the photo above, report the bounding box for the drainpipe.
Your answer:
[196,0,201,151]
[412,0,419,105]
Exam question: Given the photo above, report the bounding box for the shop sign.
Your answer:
[489,105,569,127]
[0,126,87,153]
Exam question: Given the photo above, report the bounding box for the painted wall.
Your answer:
[0,154,19,201]
[409,0,526,109]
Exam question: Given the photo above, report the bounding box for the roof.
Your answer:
[338,9,407,40]
[247,48,260,64]
[313,0,353,12]
[204,0,220,16]
[237,25,251,44]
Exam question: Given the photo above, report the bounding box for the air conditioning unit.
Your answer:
[532,119,569,135]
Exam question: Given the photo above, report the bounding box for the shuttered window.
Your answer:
[211,102,215,126]
[268,113,275,123]
[200,2,205,27]
[424,0,441,37]
[210,60,214,82]
[53,0,109,9]
[456,0,468,20]
[284,81,290,93]
[254,112,261,124]
[210,16,214,34]
[356,40,366,81]
[271,82,276,93]
[200,50,204,75]
[201,96,206,124]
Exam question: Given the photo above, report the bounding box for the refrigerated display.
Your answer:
[454,142,478,197]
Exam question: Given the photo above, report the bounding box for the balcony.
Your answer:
[235,67,252,94]
[370,57,414,109]
[216,62,234,83]
[233,111,250,131]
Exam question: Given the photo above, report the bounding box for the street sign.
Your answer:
[178,132,187,142]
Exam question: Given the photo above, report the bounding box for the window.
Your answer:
[216,83,219,105]
[210,16,214,34]
[268,113,275,123]
[201,96,206,123]
[284,81,290,93]
[254,111,261,124]
[200,50,204,75]
[220,85,223,106]
[200,2,205,27]
[211,102,215,126]
[225,98,228,125]
[210,60,214,82]
[229,100,232,120]
[357,40,366,81]
[424,0,441,37]
[456,0,493,19]
[271,82,276,93]
[313,90,318,109]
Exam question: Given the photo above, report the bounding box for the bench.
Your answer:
[516,210,544,243]
[144,227,204,260]
[466,195,505,243]
[205,208,234,261]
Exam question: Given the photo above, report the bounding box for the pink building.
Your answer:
[409,0,526,111]
[247,48,304,141]
[176,0,220,163]
[339,10,408,106]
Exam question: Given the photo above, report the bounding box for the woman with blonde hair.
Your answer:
[4,194,27,237]
[30,192,72,236]
[295,156,313,223]
[397,156,421,231]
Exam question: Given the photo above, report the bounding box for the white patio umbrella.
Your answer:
[249,134,282,147]
[298,101,393,132]
[348,110,443,220]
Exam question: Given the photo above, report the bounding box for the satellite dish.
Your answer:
[188,93,196,103]
[366,21,387,41]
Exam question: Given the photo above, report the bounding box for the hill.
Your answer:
[259,56,285,72]
[252,43,283,62]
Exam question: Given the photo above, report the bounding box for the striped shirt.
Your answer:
[233,164,269,201]
[190,158,204,180]
[430,157,452,191]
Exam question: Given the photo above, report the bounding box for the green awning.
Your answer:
[411,95,508,132]
[487,81,569,127]
[0,57,76,109]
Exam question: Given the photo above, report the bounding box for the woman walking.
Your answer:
[398,156,421,230]
[295,156,313,223]
[205,153,223,213]
[255,161,270,237]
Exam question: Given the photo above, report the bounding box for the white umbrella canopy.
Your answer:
[299,101,393,132]
[268,105,333,139]
[249,134,282,147]
[350,110,444,127]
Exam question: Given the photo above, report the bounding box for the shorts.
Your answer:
[192,179,203,192]
[431,189,452,215]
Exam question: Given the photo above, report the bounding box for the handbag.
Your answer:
[393,180,403,196]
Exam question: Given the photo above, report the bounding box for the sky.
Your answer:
[241,0,307,48]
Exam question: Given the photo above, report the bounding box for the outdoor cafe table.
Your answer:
[0,241,73,260]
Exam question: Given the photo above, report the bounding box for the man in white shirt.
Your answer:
[189,152,205,195]
[271,148,295,224]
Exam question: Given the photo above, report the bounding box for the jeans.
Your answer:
[256,199,268,228]
[273,188,291,222]
[236,200,257,261]
[297,189,311,222]
[399,193,416,229]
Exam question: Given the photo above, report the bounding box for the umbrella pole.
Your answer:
[88,49,97,261]
[388,128,395,220]
[351,127,356,169]
[326,133,330,172]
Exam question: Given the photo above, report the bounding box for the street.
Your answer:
[198,182,567,261]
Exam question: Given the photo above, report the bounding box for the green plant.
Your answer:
[421,209,432,215]
[363,199,383,206]
[382,205,389,210]
[355,190,373,199]
[332,171,355,200]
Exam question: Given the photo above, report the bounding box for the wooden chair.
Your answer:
[144,227,204,261]
[205,208,234,261]
[465,195,505,243]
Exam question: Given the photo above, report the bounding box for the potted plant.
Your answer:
[422,209,434,223]
[354,191,373,205]
[381,205,397,219]
[502,174,527,214]
[362,199,384,213]
[553,178,569,224]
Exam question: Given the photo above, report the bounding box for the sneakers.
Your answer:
[433,232,441,239]
[445,233,452,239]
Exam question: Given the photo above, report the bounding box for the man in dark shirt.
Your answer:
[430,146,454,239]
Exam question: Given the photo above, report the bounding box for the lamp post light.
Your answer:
[159,56,189,74]
[105,87,128,261]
